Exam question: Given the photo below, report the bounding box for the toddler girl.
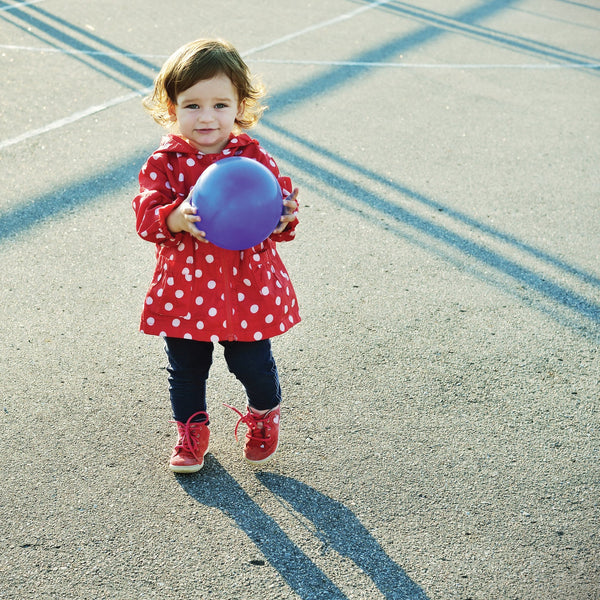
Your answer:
[132,39,300,473]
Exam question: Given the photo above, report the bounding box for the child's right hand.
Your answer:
[166,198,209,243]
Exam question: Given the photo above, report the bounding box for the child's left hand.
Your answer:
[272,188,299,234]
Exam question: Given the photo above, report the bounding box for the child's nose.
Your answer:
[197,107,213,121]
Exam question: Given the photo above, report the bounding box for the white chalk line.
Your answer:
[0,0,391,150]
[241,0,390,57]
[0,43,168,59]
[0,89,150,151]
[3,44,597,71]
[0,0,47,12]
[249,58,600,69]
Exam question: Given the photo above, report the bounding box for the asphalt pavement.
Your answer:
[0,1,599,599]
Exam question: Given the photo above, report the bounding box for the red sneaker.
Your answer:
[169,412,210,473]
[225,405,280,464]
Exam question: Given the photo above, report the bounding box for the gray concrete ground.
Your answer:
[0,1,599,599]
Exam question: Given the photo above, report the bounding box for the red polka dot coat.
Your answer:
[133,133,300,342]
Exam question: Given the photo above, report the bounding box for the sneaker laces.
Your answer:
[223,404,270,443]
[171,411,209,456]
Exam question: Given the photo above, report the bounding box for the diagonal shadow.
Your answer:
[365,0,600,66]
[555,0,600,11]
[257,472,429,600]
[177,456,429,600]
[0,146,155,243]
[255,128,600,334]
[262,120,600,292]
[0,0,156,90]
[176,456,347,599]
[263,0,597,120]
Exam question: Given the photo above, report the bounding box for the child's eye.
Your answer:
[215,103,228,109]
[185,103,199,110]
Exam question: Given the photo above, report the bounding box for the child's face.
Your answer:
[169,73,244,154]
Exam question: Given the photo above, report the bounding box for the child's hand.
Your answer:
[166,197,209,243]
[273,188,299,234]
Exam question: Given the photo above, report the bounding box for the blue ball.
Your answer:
[191,156,282,251]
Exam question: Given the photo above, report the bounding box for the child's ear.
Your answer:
[236,100,246,120]
[167,101,177,121]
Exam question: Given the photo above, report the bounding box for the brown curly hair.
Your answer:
[143,39,266,131]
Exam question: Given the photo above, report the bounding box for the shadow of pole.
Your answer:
[177,456,348,600]
[257,472,430,600]
[177,456,429,599]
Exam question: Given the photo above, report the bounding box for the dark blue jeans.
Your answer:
[164,337,281,423]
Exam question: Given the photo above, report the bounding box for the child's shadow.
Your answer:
[177,455,428,600]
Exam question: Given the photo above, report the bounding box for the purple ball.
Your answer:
[191,156,282,251]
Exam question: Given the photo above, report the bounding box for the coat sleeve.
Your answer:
[132,155,186,247]
[251,147,299,243]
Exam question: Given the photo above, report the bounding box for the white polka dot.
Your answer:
[195,269,202,278]
[208,307,217,317]
[178,243,185,252]
[261,286,269,296]
[167,277,174,286]
[186,256,194,264]
[280,323,285,332]
[175,290,184,299]
[206,255,214,263]
[252,254,260,262]
[207,280,216,289]
[184,333,192,339]
[182,267,189,275]
[179,173,184,181]
[232,267,238,276]
[147,317,155,326]
[275,296,281,306]
[172,319,181,327]
[165,302,173,311]
[195,296,204,305]
[146,297,153,305]
[243,278,252,287]
[150,172,157,180]
[250,305,259,314]
[210,335,220,343]
[238,292,245,301]
[187,158,195,166]
[254,331,263,340]
[241,320,248,329]
[157,288,164,297]
[265,314,274,324]
[196,321,204,329]
[185,274,192,282]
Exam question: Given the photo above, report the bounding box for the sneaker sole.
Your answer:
[169,461,204,473]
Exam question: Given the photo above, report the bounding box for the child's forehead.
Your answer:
[177,74,238,100]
